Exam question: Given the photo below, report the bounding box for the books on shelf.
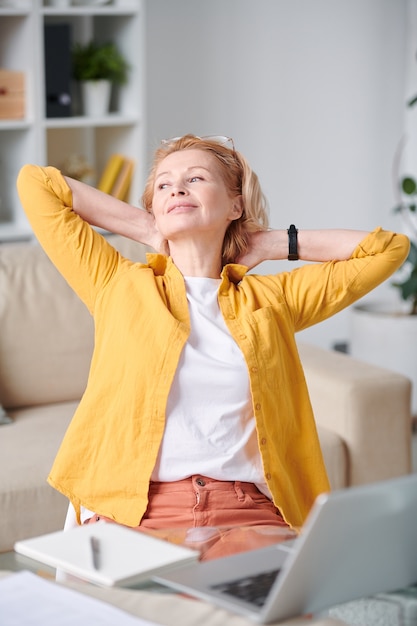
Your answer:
[97,154,135,202]
[112,158,135,201]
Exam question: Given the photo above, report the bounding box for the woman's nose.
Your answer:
[171,186,187,196]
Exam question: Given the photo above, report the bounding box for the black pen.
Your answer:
[90,536,101,570]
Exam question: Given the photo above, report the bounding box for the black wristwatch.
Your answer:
[287,224,298,261]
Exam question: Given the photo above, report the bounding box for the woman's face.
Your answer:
[151,149,242,242]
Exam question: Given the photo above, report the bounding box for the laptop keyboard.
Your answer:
[211,568,281,608]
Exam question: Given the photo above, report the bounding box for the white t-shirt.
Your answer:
[151,276,269,495]
[63,276,271,535]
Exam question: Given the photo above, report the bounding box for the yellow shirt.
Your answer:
[17,165,410,529]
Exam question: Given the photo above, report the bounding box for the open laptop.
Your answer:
[154,473,417,623]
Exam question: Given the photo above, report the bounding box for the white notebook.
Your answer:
[14,522,199,587]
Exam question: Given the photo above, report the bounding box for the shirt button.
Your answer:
[240,334,247,340]
[255,403,261,411]
[260,437,267,445]
[196,478,206,487]
[265,472,271,480]
[251,366,258,373]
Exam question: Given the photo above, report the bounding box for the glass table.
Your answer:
[0,524,297,586]
[0,549,56,578]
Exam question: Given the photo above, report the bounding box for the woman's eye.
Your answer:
[158,182,169,190]
[189,176,202,183]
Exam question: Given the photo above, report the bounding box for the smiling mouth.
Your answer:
[168,203,196,213]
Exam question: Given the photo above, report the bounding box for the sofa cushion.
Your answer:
[0,236,149,410]
[317,426,348,490]
[0,244,94,408]
[0,402,76,551]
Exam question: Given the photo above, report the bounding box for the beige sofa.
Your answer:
[0,236,413,553]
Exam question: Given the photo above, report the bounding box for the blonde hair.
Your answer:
[142,134,269,265]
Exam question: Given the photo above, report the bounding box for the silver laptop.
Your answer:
[154,473,417,623]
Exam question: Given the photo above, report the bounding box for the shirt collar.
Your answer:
[146,254,248,284]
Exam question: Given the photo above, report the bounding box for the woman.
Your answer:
[17,135,409,558]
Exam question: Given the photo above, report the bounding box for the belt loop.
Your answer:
[234,482,245,501]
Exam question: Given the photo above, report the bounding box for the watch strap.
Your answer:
[287,224,298,261]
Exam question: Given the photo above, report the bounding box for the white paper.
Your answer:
[0,571,160,626]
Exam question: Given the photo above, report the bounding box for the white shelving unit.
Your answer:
[0,0,144,242]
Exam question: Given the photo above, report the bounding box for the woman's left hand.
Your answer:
[235,230,275,269]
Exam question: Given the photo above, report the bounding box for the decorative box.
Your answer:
[0,70,25,119]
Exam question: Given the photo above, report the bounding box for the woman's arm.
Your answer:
[244,227,409,332]
[65,176,168,253]
[237,228,369,268]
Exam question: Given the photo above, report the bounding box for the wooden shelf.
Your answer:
[0,0,144,238]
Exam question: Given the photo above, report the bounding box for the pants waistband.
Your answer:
[149,475,263,495]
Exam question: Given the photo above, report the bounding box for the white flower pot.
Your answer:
[81,80,112,117]
[350,302,417,416]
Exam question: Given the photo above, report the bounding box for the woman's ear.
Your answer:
[230,196,243,220]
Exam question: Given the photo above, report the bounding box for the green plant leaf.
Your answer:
[408,240,417,265]
[72,41,129,84]
[392,242,417,308]
[401,177,417,195]
[404,275,417,299]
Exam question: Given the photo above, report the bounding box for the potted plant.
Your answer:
[350,94,417,419]
[71,41,129,116]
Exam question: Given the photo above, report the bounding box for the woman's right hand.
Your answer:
[143,211,170,255]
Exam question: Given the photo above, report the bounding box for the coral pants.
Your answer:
[84,476,295,560]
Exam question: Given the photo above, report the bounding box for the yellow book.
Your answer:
[97,154,125,194]
[111,158,134,202]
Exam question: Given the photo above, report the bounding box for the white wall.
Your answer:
[145,0,408,349]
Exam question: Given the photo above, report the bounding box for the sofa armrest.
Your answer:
[297,342,413,486]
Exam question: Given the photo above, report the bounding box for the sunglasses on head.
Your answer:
[161,135,235,151]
